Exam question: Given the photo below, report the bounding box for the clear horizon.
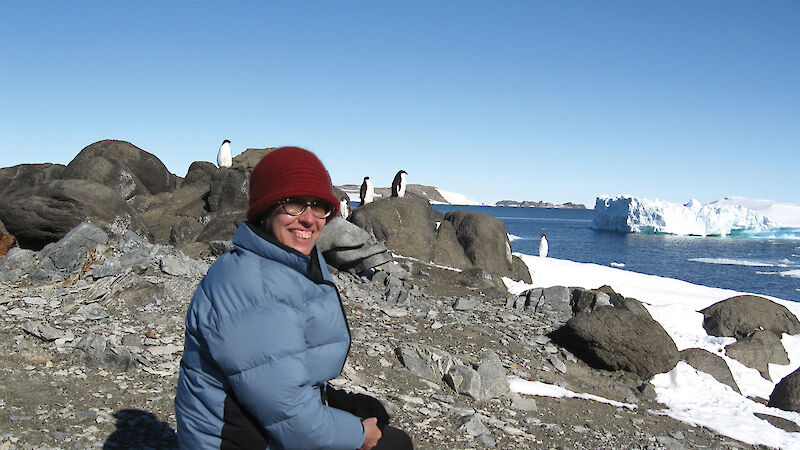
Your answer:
[2,1,798,207]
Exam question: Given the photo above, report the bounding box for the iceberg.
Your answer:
[592,195,779,237]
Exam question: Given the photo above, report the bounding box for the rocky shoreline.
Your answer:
[0,223,782,449]
[1,140,799,449]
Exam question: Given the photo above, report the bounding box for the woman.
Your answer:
[175,147,412,449]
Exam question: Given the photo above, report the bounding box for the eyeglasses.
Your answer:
[279,198,333,219]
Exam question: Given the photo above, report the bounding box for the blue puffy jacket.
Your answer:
[175,223,365,449]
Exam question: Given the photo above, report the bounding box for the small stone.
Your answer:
[382,307,408,318]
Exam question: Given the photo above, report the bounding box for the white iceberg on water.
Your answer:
[592,195,783,237]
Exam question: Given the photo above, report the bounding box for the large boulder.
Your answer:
[700,295,800,339]
[679,348,740,393]
[724,330,789,380]
[551,307,679,379]
[63,140,176,199]
[350,197,438,262]
[0,179,145,249]
[768,367,800,413]
[443,210,514,278]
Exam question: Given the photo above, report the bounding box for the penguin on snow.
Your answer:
[217,139,232,168]
[539,234,549,258]
[360,176,374,205]
[391,170,407,198]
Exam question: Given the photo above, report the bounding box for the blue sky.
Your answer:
[2,1,798,207]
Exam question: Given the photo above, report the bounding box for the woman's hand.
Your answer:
[359,417,382,450]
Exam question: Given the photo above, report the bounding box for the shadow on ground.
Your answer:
[103,409,177,449]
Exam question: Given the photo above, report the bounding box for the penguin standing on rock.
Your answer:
[391,170,407,197]
[217,139,232,168]
[539,234,549,258]
[360,176,374,205]
[339,195,351,220]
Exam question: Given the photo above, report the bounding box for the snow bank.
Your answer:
[592,195,783,236]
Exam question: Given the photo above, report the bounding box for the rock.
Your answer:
[444,210,515,278]
[0,163,65,200]
[22,322,66,341]
[444,364,481,399]
[206,167,248,213]
[700,295,800,339]
[318,217,393,272]
[182,161,216,187]
[519,286,571,323]
[76,303,110,321]
[40,222,109,274]
[508,393,538,411]
[753,412,800,432]
[159,255,204,278]
[231,148,273,170]
[1,179,144,250]
[430,220,472,270]
[350,197,438,262]
[552,307,679,379]
[679,348,740,393]
[476,349,509,400]
[511,255,533,283]
[195,212,244,243]
[318,217,373,251]
[724,330,789,380]
[768,367,800,412]
[63,140,176,199]
[384,275,410,306]
[348,209,389,243]
[0,247,37,282]
[452,296,482,311]
[73,333,136,371]
[395,343,461,383]
[458,414,491,438]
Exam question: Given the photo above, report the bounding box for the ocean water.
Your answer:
[430,205,800,303]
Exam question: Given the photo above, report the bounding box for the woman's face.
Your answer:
[263,197,327,255]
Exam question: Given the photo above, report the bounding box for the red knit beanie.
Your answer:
[247,147,340,223]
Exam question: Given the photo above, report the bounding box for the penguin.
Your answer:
[360,176,374,205]
[391,170,407,198]
[217,139,232,168]
[539,234,549,258]
[339,195,351,220]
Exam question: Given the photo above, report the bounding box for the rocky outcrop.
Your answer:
[700,295,800,339]
[63,140,176,199]
[1,179,146,249]
[768,367,800,413]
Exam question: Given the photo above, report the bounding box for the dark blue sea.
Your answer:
[430,205,800,303]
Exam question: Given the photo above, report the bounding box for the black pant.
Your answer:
[373,426,413,450]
